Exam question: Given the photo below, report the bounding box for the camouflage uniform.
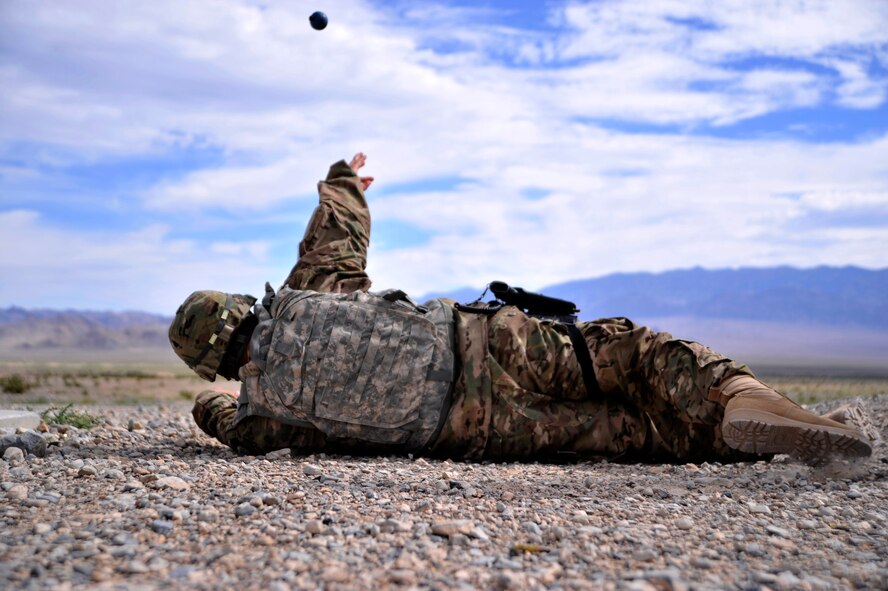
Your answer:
[197,160,759,463]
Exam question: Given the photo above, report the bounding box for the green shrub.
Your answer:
[178,390,195,401]
[1,374,31,394]
[41,404,103,429]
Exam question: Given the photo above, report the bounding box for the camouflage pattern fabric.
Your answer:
[433,309,761,463]
[169,291,256,382]
[193,390,327,455]
[234,288,454,451]
[282,160,373,295]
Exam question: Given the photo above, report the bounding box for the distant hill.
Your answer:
[0,307,174,363]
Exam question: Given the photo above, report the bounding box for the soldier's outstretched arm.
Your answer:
[282,153,375,294]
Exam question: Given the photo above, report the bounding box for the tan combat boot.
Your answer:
[711,376,872,464]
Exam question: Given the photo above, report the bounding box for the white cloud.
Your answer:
[367,132,888,295]
[0,210,275,312]
[828,59,888,108]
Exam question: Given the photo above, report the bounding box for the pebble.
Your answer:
[235,503,256,517]
[198,509,219,522]
[155,476,190,490]
[3,447,24,463]
[766,525,792,538]
[305,519,325,534]
[78,465,98,477]
[302,464,323,476]
[676,517,694,530]
[432,520,475,537]
[151,520,174,535]
[7,484,28,500]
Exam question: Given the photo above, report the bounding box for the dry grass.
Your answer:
[763,376,888,405]
[0,362,238,406]
[2,363,886,408]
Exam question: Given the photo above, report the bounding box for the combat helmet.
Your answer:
[169,290,257,382]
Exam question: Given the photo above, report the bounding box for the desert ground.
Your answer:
[1,365,886,590]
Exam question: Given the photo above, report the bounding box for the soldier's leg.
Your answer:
[192,391,325,455]
[580,318,749,462]
[583,319,871,463]
[484,310,650,461]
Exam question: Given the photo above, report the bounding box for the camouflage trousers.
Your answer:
[192,391,326,455]
[430,309,761,463]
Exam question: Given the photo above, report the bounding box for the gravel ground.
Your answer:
[1,396,887,591]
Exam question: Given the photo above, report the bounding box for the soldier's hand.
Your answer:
[348,152,373,192]
[349,152,367,172]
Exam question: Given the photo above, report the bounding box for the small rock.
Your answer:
[120,560,150,574]
[744,542,766,557]
[128,419,144,431]
[676,517,694,530]
[235,503,256,517]
[303,464,323,476]
[306,519,325,534]
[432,520,475,537]
[748,503,771,514]
[265,448,291,460]
[151,520,174,535]
[198,509,219,523]
[7,484,28,500]
[690,556,713,569]
[155,476,190,491]
[123,480,145,491]
[633,548,659,562]
[2,447,24,463]
[78,465,98,477]
[766,525,792,538]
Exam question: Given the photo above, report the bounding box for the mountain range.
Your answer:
[421,265,888,328]
[1,266,886,373]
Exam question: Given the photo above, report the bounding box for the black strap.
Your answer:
[566,323,602,399]
[454,302,502,315]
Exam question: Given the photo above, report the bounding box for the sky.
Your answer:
[1,0,887,314]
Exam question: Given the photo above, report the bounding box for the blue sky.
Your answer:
[1,0,887,313]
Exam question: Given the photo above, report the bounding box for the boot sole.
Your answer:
[723,409,872,464]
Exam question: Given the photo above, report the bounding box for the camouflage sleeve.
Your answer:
[282,160,372,294]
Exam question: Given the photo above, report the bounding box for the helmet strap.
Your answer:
[217,313,259,381]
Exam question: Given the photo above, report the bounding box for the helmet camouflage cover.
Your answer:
[169,290,257,382]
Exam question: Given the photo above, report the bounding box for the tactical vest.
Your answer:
[232,286,456,452]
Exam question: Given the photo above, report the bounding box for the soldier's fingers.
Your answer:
[349,152,366,171]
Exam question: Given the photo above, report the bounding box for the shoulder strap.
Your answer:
[566,323,602,400]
